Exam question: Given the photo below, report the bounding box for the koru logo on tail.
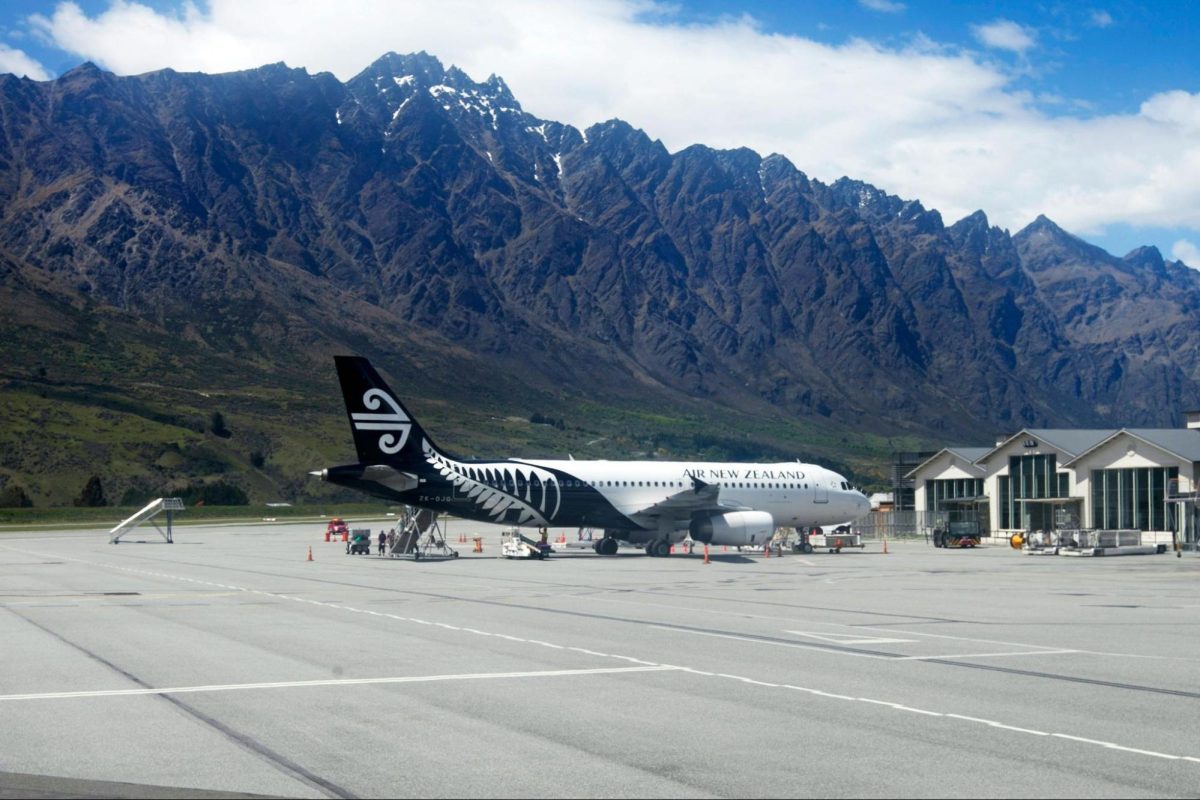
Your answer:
[352,389,411,454]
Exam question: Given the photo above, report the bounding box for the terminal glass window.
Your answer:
[1090,467,1176,531]
[999,475,1011,528]
[999,454,1070,530]
[924,478,984,513]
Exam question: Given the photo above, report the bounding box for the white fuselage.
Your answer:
[432,453,869,533]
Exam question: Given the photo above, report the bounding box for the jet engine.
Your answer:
[689,511,775,547]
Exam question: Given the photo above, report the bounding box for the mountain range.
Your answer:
[1,52,1197,506]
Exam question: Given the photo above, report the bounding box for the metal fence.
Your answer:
[851,510,941,541]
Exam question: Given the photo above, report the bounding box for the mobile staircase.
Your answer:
[110,497,184,544]
[389,506,458,560]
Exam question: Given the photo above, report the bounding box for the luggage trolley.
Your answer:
[793,525,864,554]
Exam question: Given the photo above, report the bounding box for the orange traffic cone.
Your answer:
[764,544,771,558]
[307,546,313,562]
[703,544,710,564]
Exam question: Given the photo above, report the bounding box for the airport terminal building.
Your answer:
[907,413,1200,546]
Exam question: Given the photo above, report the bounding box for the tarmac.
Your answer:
[2,520,1200,798]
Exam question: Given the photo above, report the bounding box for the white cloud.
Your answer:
[858,0,905,13]
[1140,90,1200,131]
[971,19,1037,53]
[18,0,1200,241]
[1088,10,1114,28]
[1172,240,1200,270]
[0,42,51,80]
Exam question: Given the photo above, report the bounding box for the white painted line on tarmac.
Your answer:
[649,624,891,658]
[7,543,1199,770]
[783,630,916,645]
[849,625,1198,663]
[1050,733,1180,761]
[0,665,680,702]
[893,649,1079,661]
[945,714,1050,736]
[856,698,943,716]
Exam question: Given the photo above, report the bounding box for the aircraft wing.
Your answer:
[625,477,747,529]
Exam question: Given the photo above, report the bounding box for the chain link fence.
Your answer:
[851,509,993,543]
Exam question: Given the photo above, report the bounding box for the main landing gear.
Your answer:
[592,537,619,556]
[591,537,674,557]
[644,540,672,558]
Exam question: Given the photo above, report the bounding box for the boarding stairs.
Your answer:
[388,506,458,560]
[110,497,184,544]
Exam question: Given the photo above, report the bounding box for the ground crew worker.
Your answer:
[378,530,387,555]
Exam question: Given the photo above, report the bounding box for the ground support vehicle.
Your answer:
[346,528,372,555]
[932,520,981,548]
[501,528,553,560]
[325,517,349,542]
[1016,529,1166,557]
[792,525,864,554]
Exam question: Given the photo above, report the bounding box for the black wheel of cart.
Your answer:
[803,543,813,554]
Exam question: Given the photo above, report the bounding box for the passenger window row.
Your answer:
[465,473,816,491]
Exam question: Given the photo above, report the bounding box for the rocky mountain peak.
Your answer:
[346,51,527,136]
[61,61,105,77]
[1014,213,1111,269]
[55,60,113,92]
[896,200,942,234]
[954,209,989,228]
[483,74,516,106]
[364,51,446,85]
[825,177,927,227]
[1123,245,1167,277]
[584,118,653,148]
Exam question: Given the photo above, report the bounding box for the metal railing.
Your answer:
[852,510,950,541]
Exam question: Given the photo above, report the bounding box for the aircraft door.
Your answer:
[814,480,829,504]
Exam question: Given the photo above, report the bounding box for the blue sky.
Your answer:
[1,1,1197,267]
[673,1,1198,117]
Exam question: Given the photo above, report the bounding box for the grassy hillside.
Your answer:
[0,368,921,508]
[0,280,927,507]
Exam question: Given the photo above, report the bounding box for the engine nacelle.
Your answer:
[689,511,776,547]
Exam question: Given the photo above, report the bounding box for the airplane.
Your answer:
[312,356,870,556]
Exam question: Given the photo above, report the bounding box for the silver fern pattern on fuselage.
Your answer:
[423,440,561,525]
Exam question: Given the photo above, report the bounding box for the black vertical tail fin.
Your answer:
[334,356,439,466]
